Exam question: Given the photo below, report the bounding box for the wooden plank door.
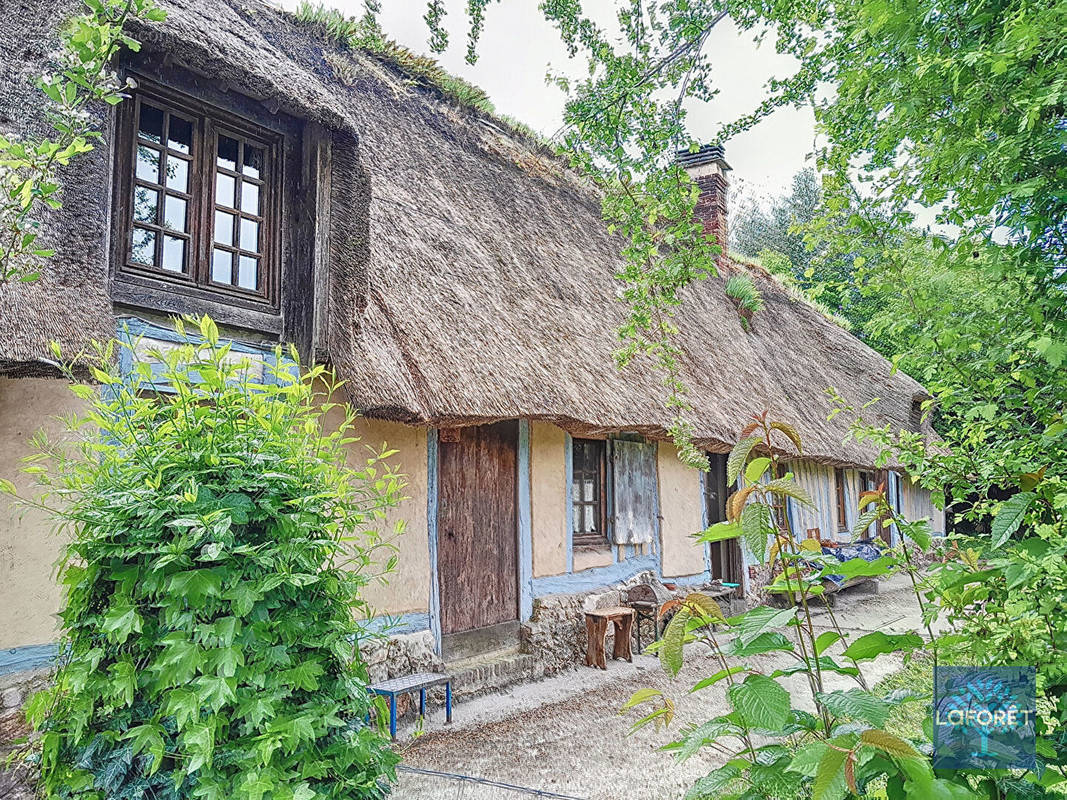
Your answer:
[436,421,519,635]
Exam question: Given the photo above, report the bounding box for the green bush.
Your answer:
[16,317,405,800]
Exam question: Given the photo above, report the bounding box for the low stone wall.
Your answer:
[0,668,50,800]
[520,571,744,677]
[361,629,443,685]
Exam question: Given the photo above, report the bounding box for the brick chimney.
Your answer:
[677,144,732,265]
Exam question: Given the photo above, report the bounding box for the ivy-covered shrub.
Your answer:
[15,317,405,800]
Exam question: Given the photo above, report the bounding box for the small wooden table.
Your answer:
[368,672,453,740]
[585,606,636,669]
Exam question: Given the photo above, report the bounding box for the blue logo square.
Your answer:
[933,666,1036,770]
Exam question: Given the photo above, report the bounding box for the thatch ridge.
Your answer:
[0,0,934,468]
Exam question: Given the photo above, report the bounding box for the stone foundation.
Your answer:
[361,629,443,685]
[0,668,50,800]
[520,571,744,677]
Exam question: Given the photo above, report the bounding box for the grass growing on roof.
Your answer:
[729,251,854,331]
[290,2,561,154]
[292,1,494,113]
[724,272,764,330]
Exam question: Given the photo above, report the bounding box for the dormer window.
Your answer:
[117,84,280,305]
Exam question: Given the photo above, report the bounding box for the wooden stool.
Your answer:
[584,606,636,669]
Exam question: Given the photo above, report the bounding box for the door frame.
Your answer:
[702,452,744,594]
[426,421,533,656]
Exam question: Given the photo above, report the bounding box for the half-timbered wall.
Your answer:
[659,444,707,578]
[0,374,432,672]
[0,383,946,668]
[788,461,852,541]
[897,478,946,536]
[337,415,430,620]
[780,460,944,547]
[530,421,567,578]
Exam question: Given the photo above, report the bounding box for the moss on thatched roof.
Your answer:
[0,0,933,467]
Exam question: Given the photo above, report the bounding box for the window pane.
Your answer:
[582,506,594,533]
[166,157,189,193]
[132,186,158,224]
[216,173,235,208]
[217,135,239,170]
[574,441,589,471]
[168,116,192,154]
[241,181,259,215]
[162,236,185,273]
[131,227,156,265]
[211,248,233,284]
[242,145,263,179]
[239,218,259,252]
[237,255,258,290]
[214,210,234,245]
[582,479,594,502]
[163,195,187,233]
[136,146,160,183]
[138,103,163,143]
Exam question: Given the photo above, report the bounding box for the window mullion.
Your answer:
[196,116,213,288]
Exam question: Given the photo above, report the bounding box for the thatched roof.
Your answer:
[0,0,934,467]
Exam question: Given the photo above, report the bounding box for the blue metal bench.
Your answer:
[368,672,453,740]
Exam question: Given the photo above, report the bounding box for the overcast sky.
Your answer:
[283,0,815,202]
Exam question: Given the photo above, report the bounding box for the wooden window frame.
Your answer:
[769,461,788,530]
[834,468,848,532]
[572,438,610,548]
[113,78,283,308]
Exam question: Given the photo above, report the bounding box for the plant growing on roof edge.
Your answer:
[0,0,166,284]
[2,316,405,799]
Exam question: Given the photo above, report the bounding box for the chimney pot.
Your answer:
[678,145,731,266]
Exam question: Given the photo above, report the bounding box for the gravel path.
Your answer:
[391,574,926,800]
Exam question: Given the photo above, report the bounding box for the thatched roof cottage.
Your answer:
[0,0,941,683]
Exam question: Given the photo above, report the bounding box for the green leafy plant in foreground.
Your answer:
[624,414,999,800]
[5,316,404,799]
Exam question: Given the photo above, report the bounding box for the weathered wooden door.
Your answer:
[436,421,519,637]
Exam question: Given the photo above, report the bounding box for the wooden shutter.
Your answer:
[612,440,658,545]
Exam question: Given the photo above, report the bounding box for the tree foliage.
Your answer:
[9,317,404,799]
[0,0,165,284]
[628,417,1005,799]
[732,169,821,278]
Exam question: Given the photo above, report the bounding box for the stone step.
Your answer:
[447,647,541,700]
